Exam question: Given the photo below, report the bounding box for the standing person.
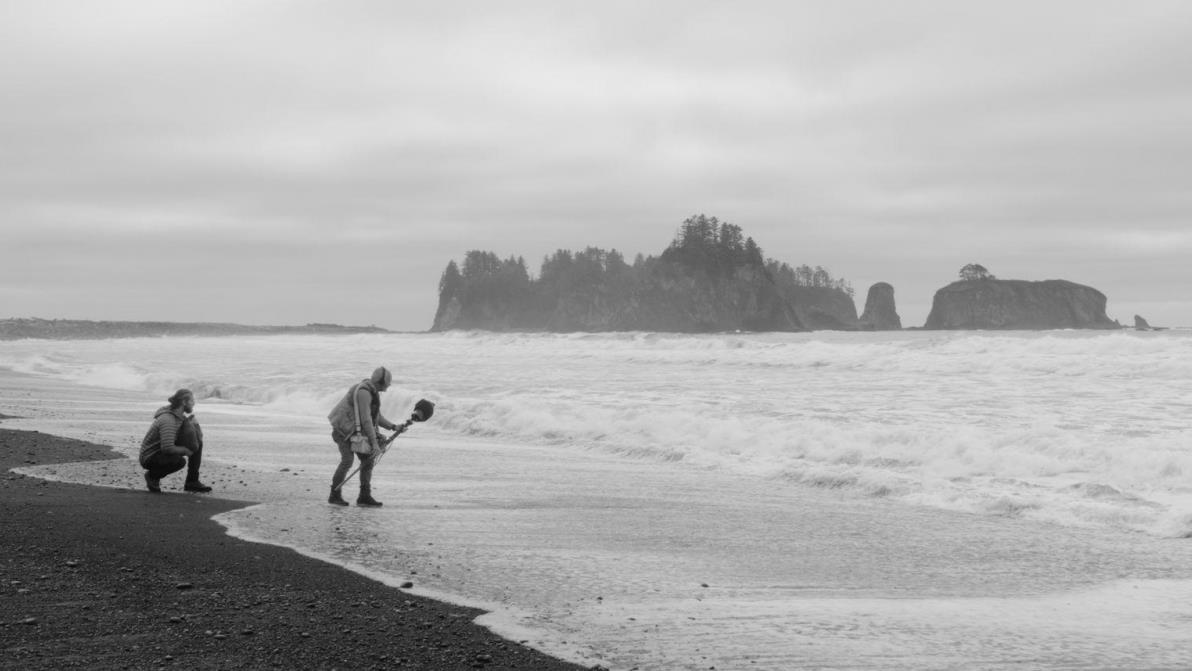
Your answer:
[327,366,403,507]
[139,388,212,493]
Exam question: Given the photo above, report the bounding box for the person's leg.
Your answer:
[146,454,186,479]
[329,433,353,505]
[357,453,381,507]
[144,453,186,491]
[177,419,210,492]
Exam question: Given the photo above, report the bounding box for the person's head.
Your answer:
[168,389,195,413]
[370,366,392,391]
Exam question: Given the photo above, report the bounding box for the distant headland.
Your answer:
[0,318,389,340]
[431,216,1138,333]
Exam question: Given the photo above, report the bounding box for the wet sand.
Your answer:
[7,366,1192,669]
[0,424,589,671]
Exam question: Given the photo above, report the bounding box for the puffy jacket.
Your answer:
[139,406,186,466]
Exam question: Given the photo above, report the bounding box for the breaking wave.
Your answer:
[3,329,1192,535]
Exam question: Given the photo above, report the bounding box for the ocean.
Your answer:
[4,329,1192,669]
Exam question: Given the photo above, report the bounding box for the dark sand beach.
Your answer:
[0,422,589,670]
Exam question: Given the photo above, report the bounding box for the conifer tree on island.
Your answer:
[958,263,995,281]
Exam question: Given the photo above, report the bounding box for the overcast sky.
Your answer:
[3,1,1191,330]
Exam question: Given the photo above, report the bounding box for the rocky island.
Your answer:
[1133,315,1167,331]
[859,282,902,330]
[924,269,1118,330]
[433,238,1130,333]
[431,215,894,333]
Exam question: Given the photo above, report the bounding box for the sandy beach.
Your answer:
[0,422,588,671]
[6,333,1192,669]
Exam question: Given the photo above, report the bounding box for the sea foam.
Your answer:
[8,330,1192,668]
[3,329,1191,536]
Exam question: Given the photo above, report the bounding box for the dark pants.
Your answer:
[145,418,203,482]
[144,452,187,480]
[331,431,374,495]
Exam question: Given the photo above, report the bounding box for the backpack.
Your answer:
[327,383,365,436]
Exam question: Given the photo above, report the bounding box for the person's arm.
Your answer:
[375,409,399,432]
[173,416,202,452]
[355,387,380,447]
[190,415,203,449]
[159,416,193,457]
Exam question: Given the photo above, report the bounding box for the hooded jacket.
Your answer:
[139,406,187,467]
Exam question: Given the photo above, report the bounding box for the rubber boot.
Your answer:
[328,486,349,506]
[356,486,383,508]
[184,479,212,493]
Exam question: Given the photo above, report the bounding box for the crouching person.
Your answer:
[139,388,212,493]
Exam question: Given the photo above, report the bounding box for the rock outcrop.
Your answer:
[923,279,1118,330]
[858,282,902,330]
[1133,314,1167,331]
[769,285,858,331]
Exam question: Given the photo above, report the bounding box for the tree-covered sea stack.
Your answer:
[432,215,859,332]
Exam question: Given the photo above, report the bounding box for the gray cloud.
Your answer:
[3,1,1191,328]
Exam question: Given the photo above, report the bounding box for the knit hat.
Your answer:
[371,366,392,388]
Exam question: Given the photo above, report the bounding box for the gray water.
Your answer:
[5,330,1192,669]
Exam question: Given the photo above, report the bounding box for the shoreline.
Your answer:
[0,425,591,670]
[8,335,1192,668]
